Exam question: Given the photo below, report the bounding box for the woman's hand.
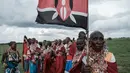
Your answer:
[3,63,8,68]
[81,64,92,73]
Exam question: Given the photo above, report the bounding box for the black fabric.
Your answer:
[36,11,88,30]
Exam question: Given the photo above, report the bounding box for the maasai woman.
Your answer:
[70,31,118,73]
[1,41,21,73]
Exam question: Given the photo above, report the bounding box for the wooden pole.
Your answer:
[86,0,90,65]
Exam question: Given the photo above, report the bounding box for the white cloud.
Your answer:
[89,0,130,38]
[104,29,130,38]
[0,25,83,43]
[0,0,130,43]
[0,0,38,24]
[91,15,130,30]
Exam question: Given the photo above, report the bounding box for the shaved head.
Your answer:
[90,31,105,52]
[90,31,104,40]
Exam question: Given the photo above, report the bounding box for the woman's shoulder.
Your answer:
[105,52,116,63]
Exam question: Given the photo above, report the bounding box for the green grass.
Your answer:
[0,38,130,73]
[107,38,130,73]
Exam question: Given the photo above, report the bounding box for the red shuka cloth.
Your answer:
[22,40,29,69]
[69,61,118,73]
[56,56,65,73]
[43,53,56,73]
[44,47,66,73]
[23,40,28,56]
[69,42,76,58]
[107,62,118,73]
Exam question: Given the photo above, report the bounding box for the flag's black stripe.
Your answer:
[36,11,88,29]
[70,0,73,10]
[55,0,58,7]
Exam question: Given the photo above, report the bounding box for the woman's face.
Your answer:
[11,43,17,50]
[91,33,104,51]
[76,39,85,51]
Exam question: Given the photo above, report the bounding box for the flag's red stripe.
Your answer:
[38,0,55,8]
[72,0,88,13]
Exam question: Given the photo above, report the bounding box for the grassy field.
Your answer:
[107,38,130,73]
[0,38,130,73]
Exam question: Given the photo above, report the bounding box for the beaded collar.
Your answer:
[88,48,108,73]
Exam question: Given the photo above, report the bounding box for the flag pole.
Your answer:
[86,0,90,66]
[85,1,91,72]
[86,28,89,64]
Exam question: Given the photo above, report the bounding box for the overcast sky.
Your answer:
[0,0,130,43]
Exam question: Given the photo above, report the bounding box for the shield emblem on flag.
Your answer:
[56,0,71,21]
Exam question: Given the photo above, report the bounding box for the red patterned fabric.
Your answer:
[43,53,56,73]
[69,53,83,73]
[69,60,118,73]
[107,62,118,73]
[23,40,28,57]
[69,43,76,58]
[44,49,66,73]
[56,56,65,73]
[56,46,66,73]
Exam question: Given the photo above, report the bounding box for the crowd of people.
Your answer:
[1,31,118,73]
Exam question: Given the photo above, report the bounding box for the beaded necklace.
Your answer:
[88,48,108,73]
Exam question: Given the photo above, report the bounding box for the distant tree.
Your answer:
[107,37,112,40]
